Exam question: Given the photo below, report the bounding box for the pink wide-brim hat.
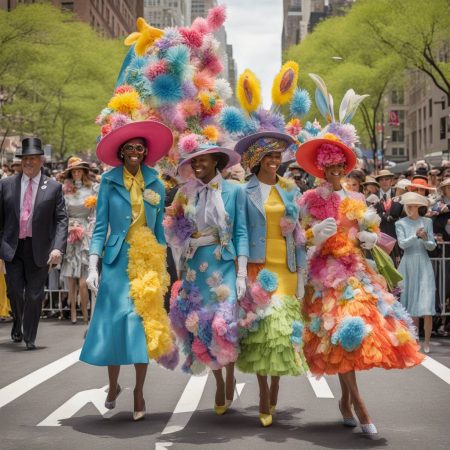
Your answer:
[296,138,356,179]
[96,121,173,167]
[177,144,241,179]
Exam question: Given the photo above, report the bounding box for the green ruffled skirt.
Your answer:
[237,295,308,376]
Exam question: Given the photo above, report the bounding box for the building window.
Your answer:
[429,124,432,144]
[440,117,446,140]
[429,98,432,117]
[61,1,74,11]
[392,123,405,142]
[391,90,404,104]
[398,148,405,156]
[392,147,398,156]
[424,127,427,146]
[423,106,426,120]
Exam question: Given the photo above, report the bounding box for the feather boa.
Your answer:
[127,226,178,370]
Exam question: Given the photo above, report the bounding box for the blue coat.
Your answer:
[241,175,305,272]
[90,165,165,264]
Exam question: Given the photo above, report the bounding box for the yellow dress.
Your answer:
[123,167,147,241]
[237,187,307,376]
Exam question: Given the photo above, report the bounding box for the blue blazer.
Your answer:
[241,175,306,272]
[90,165,165,265]
[217,180,249,261]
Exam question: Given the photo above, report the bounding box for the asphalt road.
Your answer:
[0,319,449,450]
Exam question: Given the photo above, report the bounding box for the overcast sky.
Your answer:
[222,0,283,107]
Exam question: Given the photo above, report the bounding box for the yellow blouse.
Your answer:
[123,166,146,242]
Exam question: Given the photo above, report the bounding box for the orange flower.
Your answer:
[339,198,366,222]
[84,195,97,209]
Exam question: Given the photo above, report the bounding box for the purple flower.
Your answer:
[175,215,196,244]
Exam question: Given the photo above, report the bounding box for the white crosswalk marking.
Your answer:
[160,372,209,435]
[421,356,450,385]
[37,385,109,426]
[307,372,334,398]
[0,348,81,409]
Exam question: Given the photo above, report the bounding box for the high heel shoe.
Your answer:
[214,399,232,416]
[423,343,430,354]
[259,413,273,427]
[104,384,121,410]
[338,400,357,427]
[360,423,378,434]
[269,405,276,415]
[133,400,146,421]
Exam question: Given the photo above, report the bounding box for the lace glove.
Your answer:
[357,231,378,250]
[296,268,305,300]
[86,254,99,293]
[312,218,337,246]
[236,255,248,300]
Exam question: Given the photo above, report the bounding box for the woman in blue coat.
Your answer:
[81,120,176,421]
[166,141,248,416]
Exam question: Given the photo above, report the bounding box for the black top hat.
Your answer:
[16,137,44,157]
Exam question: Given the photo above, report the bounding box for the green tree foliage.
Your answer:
[0,3,126,159]
[358,0,450,103]
[286,12,403,161]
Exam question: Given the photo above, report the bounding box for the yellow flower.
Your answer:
[339,198,366,222]
[202,125,220,143]
[143,189,160,206]
[83,195,97,209]
[108,89,141,116]
[124,17,164,57]
[278,176,296,192]
[272,61,299,106]
[396,328,413,345]
[236,69,262,113]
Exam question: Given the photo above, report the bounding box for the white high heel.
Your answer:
[361,423,378,434]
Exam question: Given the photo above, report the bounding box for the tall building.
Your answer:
[190,0,214,18]
[281,0,354,53]
[144,0,191,28]
[1,1,144,38]
[384,89,408,163]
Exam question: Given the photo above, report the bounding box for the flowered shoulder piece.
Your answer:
[299,181,381,237]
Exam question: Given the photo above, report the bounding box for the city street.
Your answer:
[0,319,449,450]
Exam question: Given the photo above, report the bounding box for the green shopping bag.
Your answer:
[370,245,403,291]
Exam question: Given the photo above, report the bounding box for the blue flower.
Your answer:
[285,203,299,219]
[290,88,311,118]
[257,269,279,293]
[309,316,321,334]
[333,317,367,352]
[291,320,304,345]
[219,106,248,134]
[198,318,212,345]
[166,44,189,76]
[151,74,183,103]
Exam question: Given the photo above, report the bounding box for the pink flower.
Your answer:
[316,143,347,169]
[206,271,222,287]
[280,216,296,236]
[192,338,212,364]
[144,60,168,80]
[214,284,230,301]
[185,312,199,334]
[170,280,182,307]
[212,316,227,337]
[179,28,203,48]
[250,283,271,306]
[179,133,199,153]
[206,5,227,31]
[191,17,209,35]
[199,262,208,272]
[301,189,340,221]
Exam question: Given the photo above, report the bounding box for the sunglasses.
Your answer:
[122,143,146,154]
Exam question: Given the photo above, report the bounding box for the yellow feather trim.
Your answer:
[236,69,262,113]
[272,61,299,106]
[127,226,175,360]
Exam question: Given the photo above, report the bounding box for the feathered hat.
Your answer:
[295,74,368,179]
[219,62,312,170]
[96,6,236,173]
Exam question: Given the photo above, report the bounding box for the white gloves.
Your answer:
[47,249,62,266]
[236,255,248,300]
[296,268,305,300]
[357,231,378,250]
[86,254,100,293]
[312,218,337,246]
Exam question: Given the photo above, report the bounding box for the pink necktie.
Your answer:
[19,179,33,239]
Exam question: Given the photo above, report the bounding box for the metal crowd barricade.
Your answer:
[42,289,68,312]
[430,241,450,316]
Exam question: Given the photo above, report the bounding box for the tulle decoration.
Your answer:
[219,106,248,134]
[179,133,200,153]
[286,118,302,137]
[193,70,215,90]
[202,125,219,142]
[127,226,178,368]
[166,44,190,76]
[316,143,347,169]
[179,27,203,48]
[290,88,311,118]
[331,316,368,351]
[191,17,209,35]
[326,122,359,148]
[144,60,168,80]
[299,187,340,221]
[250,283,271,306]
[215,79,232,100]
[107,87,141,115]
[257,269,279,292]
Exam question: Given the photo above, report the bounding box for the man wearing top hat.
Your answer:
[0,137,68,349]
[374,169,403,265]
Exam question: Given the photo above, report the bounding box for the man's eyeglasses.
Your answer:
[122,144,146,154]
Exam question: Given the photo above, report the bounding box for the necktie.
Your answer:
[19,179,33,238]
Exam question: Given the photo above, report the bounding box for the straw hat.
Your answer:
[438,178,450,190]
[400,192,430,207]
[63,157,90,176]
[362,176,380,187]
[374,169,394,180]
[393,179,412,190]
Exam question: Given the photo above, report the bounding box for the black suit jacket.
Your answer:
[375,188,403,239]
[0,172,68,267]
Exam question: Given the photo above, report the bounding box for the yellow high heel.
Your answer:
[214,399,232,416]
[259,413,273,427]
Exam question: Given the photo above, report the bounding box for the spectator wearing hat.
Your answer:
[286,162,309,192]
[374,170,403,264]
[396,192,437,353]
[432,178,450,241]
[11,159,22,175]
[362,176,380,198]
[61,157,99,324]
[0,137,68,350]
[428,168,441,189]
[408,176,437,202]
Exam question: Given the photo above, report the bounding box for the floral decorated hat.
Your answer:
[176,136,240,179]
[400,192,430,207]
[296,74,368,179]
[63,156,90,176]
[220,62,311,171]
[95,6,232,171]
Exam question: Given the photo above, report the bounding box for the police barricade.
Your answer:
[430,241,450,316]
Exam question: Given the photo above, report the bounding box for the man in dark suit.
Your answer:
[0,137,68,349]
[374,169,403,265]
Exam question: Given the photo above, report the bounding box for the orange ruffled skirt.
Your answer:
[303,251,424,376]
